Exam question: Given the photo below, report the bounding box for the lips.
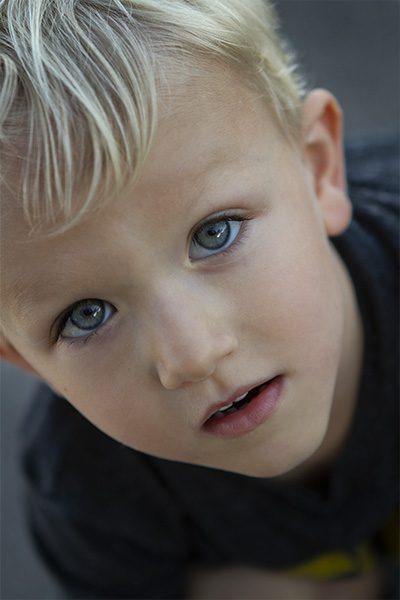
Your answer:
[206,382,270,422]
[202,376,284,438]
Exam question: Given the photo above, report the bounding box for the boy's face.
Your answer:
[1,71,359,477]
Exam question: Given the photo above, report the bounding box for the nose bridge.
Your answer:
[146,282,236,389]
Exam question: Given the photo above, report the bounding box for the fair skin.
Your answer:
[2,70,376,596]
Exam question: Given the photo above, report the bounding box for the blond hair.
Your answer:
[0,0,305,232]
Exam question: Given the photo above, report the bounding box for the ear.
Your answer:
[302,89,352,237]
[0,331,42,378]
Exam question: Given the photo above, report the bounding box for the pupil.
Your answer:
[71,302,104,330]
[196,220,230,249]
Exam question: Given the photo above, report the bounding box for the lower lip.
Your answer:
[202,375,284,438]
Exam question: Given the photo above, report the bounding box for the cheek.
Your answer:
[64,378,158,449]
[53,348,181,456]
[40,346,145,438]
[235,217,344,367]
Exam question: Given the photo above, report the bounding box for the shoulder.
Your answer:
[345,132,399,197]
[20,386,189,598]
[345,132,399,235]
[335,133,399,275]
[21,385,185,543]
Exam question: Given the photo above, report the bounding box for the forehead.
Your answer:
[133,67,289,205]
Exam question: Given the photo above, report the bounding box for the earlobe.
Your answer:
[302,89,352,237]
[0,331,41,378]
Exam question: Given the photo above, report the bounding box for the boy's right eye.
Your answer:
[58,299,115,340]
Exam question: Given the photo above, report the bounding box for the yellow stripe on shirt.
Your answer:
[285,543,375,580]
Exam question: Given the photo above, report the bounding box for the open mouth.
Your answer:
[207,381,271,422]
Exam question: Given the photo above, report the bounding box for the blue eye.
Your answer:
[190,216,245,260]
[59,299,115,339]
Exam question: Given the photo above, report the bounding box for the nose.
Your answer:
[146,288,238,390]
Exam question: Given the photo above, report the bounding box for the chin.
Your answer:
[220,431,329,479]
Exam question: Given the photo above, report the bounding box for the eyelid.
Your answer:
[193,210,248,230]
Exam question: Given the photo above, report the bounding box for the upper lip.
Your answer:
[201,377,273,426]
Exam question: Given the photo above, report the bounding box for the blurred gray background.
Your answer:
[1,1,399,598]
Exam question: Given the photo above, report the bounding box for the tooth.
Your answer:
[217,391,249,415]
[219,402,233,412]
[233,392,248,404]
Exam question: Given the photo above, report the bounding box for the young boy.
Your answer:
[0,1,398,598]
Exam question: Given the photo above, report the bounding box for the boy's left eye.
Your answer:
[190,215,247,260]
